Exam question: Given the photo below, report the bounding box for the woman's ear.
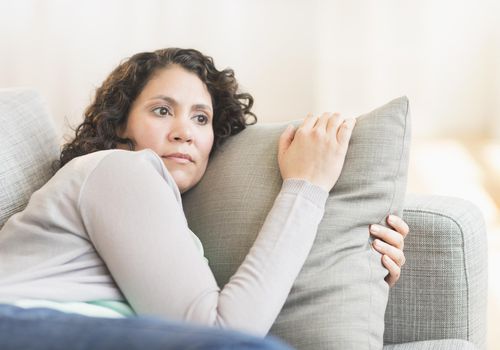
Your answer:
[116,123,126,138]
[114,123,131,150]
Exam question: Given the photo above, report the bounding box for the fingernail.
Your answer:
[373,239,381,247]
[388,215,396,223]
[370,224,380,233]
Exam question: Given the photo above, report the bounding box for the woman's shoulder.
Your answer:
[41,150,126,194]
[61,149,163,176]
[67,148,178,193]
[90,149,168,177]
[54,149,177,195]
[74,149,182,205]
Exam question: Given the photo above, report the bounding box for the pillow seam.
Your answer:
[385,97,410,222]
[370,97,410,349]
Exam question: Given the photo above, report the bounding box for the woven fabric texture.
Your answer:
[0,88,60,229]
[384,194,488,350]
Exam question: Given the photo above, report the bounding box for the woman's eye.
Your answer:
[152,106,171,117]
[194,114,209,125]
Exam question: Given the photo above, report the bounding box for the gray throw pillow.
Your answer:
[182,96,411,349]
[0,88,60,229]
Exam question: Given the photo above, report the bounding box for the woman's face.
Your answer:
[119,64,214,193]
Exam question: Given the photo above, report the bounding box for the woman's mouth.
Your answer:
[162,153,193,164]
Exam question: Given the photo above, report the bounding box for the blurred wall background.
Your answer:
[1,0,499,348]
[0,0,499,140]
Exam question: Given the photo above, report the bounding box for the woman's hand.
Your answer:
[278,113,356,192]
[370,215,410,287]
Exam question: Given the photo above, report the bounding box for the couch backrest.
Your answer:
[0,88,60,229]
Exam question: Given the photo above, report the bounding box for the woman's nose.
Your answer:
[168,118,193,143]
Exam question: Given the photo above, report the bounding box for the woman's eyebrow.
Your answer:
[193,104,213,114]
[149,95,177,105]
[149,95,212,114]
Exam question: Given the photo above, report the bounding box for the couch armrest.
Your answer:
[384,194,488,350]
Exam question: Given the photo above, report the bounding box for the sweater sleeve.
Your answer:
[79,150,327,336]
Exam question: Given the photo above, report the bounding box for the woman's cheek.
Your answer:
[199,129,214,155]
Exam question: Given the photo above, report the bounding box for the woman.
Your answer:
[0,48,408,349]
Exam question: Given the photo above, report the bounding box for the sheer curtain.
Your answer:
[0,0,498,140]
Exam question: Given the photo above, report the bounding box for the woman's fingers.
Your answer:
[371,215,409,287]
[386,215,410,238]
[382,255,400,288]
[298,112,352,140]
[372,238,406,267]
[300,113,317,131]
[370,224,405,250]
[315,112,331,131]
[278,124,296,156]
[337,118,356,145]
[326,112,344,134]
[278,111,356,192]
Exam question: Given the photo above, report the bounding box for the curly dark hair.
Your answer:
[57,48,256,169]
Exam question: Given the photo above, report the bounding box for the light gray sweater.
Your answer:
[0,149,327,335]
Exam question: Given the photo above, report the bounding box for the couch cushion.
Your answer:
[183,96,411,349]
[0,88,60,229]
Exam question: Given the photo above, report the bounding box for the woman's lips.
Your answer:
[163,156,191,164]
[162,153,193,164]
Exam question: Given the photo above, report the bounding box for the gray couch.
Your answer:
[0,88,488,349]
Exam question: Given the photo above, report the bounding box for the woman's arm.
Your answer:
[78,151,327,336]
